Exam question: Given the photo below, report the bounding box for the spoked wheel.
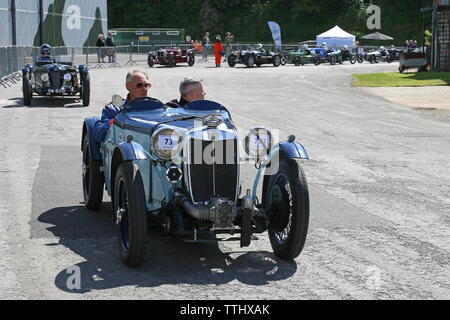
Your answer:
[114,161,147,267]
[294,56,301,66]
[264,153,309,260]
[22,72,32,106]
[350,55,357,64]
[330,55,337,65]
[228,54,237,67]
[273,55,281,67]
[245,55,255,68]
[313,56,321,66]
[81,73,90,107]
[82,135,104,210]
[148,55,155,67]
[357,54,364,63]
[187,54,195,66]
[280,56,287,65]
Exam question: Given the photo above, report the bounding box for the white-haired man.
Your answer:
[166,77,206,108]
[92,69,152,143]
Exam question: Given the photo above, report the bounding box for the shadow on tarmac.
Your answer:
[1,97,85,108]
[37,205,297,294]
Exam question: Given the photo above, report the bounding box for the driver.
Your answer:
[166,77,206,108]
[36,43,55,64]
[257,43,266,54]
[302,44,311,55]
[92,69,152,144]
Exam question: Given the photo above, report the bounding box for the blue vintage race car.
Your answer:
[22,56,90,106]
[81,98,310,267]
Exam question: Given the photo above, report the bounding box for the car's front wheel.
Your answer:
[264,153,309,260]
[82,135,104,210]
[81,73,90,107]
[22,72,32,106]
[187,54,195,66]
[147,55,154,68]
[273,55,281,67]
[114,161,147,267]
[350,55,357,64]
[245,54,255,68]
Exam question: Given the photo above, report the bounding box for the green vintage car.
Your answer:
[285,47,321,66]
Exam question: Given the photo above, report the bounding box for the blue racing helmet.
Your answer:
[40,43,52,56]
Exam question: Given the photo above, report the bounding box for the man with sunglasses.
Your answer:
[92,70,152,144]
[166,77,206,108]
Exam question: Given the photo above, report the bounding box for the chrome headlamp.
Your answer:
[244,126,273,159]
[40,73,49,82]
[151,128,182,160]
[63,73,72,81]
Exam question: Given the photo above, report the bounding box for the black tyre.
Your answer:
[280,56,287,65]
[338,56,344,64]
[22,73,32,106]
[273,55,281,67]
[330,55,337,65]
[227,54,237,67]
[263,153,309,260]
[368,56,375,64]
[313,56,321,66]
[294,56,301,66]
[187,54,195,66]
[168,55,176,67]
[147,55,154,67]
[357,54,364,63]
[245,54,255,68]
[114,161,147,267]
[82,135,104,210]
[350,55,357,64]
[386,56,392,64]
[81,73,90,107]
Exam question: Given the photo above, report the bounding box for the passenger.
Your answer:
[92,69,151,143]
[166,77,206,108]
[36,43,55,64]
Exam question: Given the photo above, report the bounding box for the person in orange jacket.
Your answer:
[214,35,224,67]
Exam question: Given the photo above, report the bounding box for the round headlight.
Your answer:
[63,73,72,81]
[151,128,182,160]
[244,127,272,159]
[40,73,49,82]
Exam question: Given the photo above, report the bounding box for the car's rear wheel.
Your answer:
[280,56,287,65]
[294,56,301,66]
[228,54,237,67]
[82,135,104,210]
[357,54,364,63]
[114,161,147,267]
[22,72,32,106]
[147,55,154,68]
[168,55,176,67]
[350,55,357,64]
[264,153,309,260]
[81,73,90,107]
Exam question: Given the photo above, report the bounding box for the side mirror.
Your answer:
[112,94,123,107]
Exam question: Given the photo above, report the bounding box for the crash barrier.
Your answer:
[0,46,35,88]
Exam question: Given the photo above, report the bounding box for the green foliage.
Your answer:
[108,0,432,44]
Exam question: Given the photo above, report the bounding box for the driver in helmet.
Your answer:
[36,43,55,64]
[342,45,350,58]
[302,44,311,55]
[92,69,152,144]
[257,43,266,54]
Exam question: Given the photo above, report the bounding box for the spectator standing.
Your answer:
[96,34,106,63]
[214,35,224,67]
[224,32,234,62]
[201,32,210,62]
[105,32,116,63]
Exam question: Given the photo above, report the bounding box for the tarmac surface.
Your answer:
[0,58,449,300]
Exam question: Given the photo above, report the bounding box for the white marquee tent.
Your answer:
[316,25,356,48]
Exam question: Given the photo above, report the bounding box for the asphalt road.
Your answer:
[0,59,449,300]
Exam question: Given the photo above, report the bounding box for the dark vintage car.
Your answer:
[22,56,90,106]
[228,44,282,68]
[147,47,195,67]
[82,98,310,267]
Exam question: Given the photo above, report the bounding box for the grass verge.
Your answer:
[352,72,450,87]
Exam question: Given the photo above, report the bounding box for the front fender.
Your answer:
[82,117,101,160]
[251,137,309,198]
[118,141,147,161]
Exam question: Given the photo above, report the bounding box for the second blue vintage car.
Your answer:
[81,98,310,267]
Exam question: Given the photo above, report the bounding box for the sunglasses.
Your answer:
[136,82,151,89]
